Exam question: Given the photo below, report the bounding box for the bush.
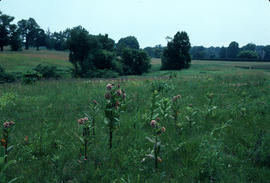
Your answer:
[22,70,42,84]
[121,48,151,75]
[237,51,258,60]
[0,65,15,83]
[33,64,60,79]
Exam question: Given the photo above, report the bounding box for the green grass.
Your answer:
[0,49,71,73]
[0,51,270,182]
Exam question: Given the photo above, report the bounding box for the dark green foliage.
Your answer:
[242,43,256,52]
[9,24,22,51]
[219,46,227,59]
[68,26,118,78]
[227,41,239,59]
[33,28,46,51]
[17,18,40,50]
[22,70,42,84]
[33,64,60,79]
[45,29,70,51]
[143,45,163,58]
[121,48,151,75]
[116,36,140,55]
[0,65,15,83]
[0,13,14,51]
[161,31,191,70]
[263,45,270,60]
[237,50,258,60]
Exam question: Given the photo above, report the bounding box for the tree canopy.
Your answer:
[161,31,191,70]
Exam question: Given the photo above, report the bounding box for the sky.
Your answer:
[1,0,270,48]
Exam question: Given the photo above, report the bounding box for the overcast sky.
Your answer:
[1,0,270,48]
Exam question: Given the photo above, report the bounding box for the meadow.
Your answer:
[0,50,270,182]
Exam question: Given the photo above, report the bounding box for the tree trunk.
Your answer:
[0,46,3,51]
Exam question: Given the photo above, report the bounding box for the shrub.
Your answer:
[0,65,15,84]
[121,48,151,75]
[22,70,42,84]
[33,64,60,79]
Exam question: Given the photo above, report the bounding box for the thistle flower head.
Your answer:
[172,94,181,102]
[106,83,113,90]
[77,117,88,125]
[105,92,111,99]
[117,89,122,96]
[123,92,126,100]
[93,100,98,105]
[150,120,157,127]
[161,127,166,133]
[3,121,15,128]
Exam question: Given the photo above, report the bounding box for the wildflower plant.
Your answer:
[159,97,171,124]
[104,83,126,149]
[186,104,197,128]
[145,119,166,169]
[1,121,15,163]
[206,92,217,118]
[171,95,181,128]
[77,117,90,160]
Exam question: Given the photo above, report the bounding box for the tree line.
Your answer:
[0,10,192,79]
[144,41,270,61]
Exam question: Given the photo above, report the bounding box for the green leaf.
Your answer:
[7,145,14,153]
[8,177,19,183]
[145,136,155,143]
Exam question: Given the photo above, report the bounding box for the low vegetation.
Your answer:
[0,54,270,182]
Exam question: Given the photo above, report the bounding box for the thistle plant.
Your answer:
[159,97,171,124]
[104,83,125,149]
[77,117,90,160]
[150,90,160,120]
[145,119,166,169]
[206,92,217,118]
[88,99,99,168]
[171,95,181,128]
[89,100,99,140]
[1,121,15,163]
[186,104,197,128]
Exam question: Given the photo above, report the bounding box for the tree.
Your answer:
[116,36,140,55]
[0,13,14,51]
[242,43,256,52]
[219,46,227,59]
[18,18,40,49]
[9,24,22,51]
[237,51,258,60]
[121,48,151,75]
[227,41,239,59]
[68,26,118,77]
[264,45,270,60]
[68,26,93,77]
[161,31,191,70]
[33,28,46,50]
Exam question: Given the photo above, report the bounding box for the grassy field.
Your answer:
[0,49,71,73]
[0,50,270,182]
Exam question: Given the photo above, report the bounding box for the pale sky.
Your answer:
[1,0,270,48]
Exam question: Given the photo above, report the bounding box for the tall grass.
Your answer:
[0,67,269,182]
